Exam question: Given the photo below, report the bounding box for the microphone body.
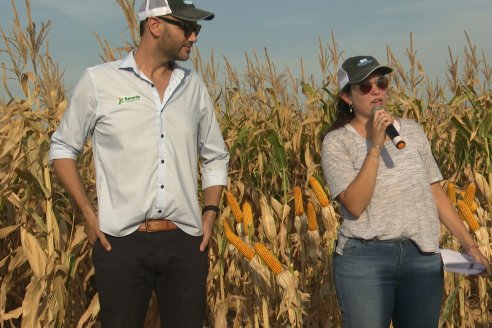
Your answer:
[372,106,406,149]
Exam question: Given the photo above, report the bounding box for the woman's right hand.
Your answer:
[369,108,394,146]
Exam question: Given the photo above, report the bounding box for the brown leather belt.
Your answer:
[137,219,178,232]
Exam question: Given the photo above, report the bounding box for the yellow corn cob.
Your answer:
[224,228,255,261]
[457,200,480,231]
[242,201,253,231]
[308,177,329,207]
[463,182,476,209]
[446,181,456,205]
[221,217,233,233]
[306,201,318,231]
[254,243,283,275]
[294,186,304,216]
[226,191,243,223]
[470,200,478,213]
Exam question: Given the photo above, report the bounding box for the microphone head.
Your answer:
[371,105,385,115]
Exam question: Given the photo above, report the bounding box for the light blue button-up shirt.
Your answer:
[49,52,229,237]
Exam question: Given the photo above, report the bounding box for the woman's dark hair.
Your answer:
[323,85,354,135]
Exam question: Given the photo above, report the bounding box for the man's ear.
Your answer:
[146,17,163,37]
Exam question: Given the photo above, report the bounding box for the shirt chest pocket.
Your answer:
[95,101,157,149]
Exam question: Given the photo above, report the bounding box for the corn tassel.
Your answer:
[293,186,304,216]
[457,200,480,231]
[254,243,283,275]
[226,191,243,223]
[447,181,456,205]
[308,177,329,207]
[223,219,255,260]
[463,182,476,209]
[306,201,318,231]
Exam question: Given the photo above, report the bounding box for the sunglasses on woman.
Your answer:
[156,16,202,38]
[354,76,389,94]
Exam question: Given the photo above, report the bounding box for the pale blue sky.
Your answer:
[1,0,491,99]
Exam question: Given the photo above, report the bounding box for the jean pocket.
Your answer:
[341,238,362,254]
[91,238,103,264]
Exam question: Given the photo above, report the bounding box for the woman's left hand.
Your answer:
[467,246,491,276]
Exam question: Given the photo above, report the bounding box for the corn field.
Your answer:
[1,1,491,327]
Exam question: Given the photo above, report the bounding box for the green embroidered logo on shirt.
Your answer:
[118,95,141,105]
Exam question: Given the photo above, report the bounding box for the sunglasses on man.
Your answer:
[354,76,389,94]
[156,16,201,38]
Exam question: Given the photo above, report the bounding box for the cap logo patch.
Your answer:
[358,58,373,66]
[183,0,194,4]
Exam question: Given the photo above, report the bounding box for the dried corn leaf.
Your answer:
[20,227,48,277]
[76,293,100,328]
[21,276,45,328]
[69,224,88,253]
[2,307,22,320]
[0,224,19,239]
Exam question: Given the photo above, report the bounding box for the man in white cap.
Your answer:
[49,0,228,326]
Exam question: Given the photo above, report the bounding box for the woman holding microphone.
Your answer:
[321,55,490,327]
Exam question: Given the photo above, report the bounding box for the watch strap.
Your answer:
[202,205,220,216]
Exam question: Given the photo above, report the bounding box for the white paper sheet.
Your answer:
[440,248,485,275]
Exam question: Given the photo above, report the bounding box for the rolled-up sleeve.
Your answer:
[49,69,97,162]
[198,89,229,189]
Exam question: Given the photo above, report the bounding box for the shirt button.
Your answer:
[161,134,164,138]
[160,185,164,189]
[158,210,162,214]
[161,160,165,164]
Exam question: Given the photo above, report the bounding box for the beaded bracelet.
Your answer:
[465,244,479,252]
[372,145,383,151]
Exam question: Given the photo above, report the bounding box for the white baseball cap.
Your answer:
[138,0,214,22]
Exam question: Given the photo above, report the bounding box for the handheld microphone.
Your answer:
[372,106,406,149]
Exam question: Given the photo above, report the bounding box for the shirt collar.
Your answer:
[118,50,190,82]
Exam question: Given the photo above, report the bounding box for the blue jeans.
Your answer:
[334,238,443,328]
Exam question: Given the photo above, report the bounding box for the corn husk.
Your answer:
[249,256,272,291]
[260,195,277,247]
[275,270,309,327]
[473,227,491,260]
[305,230,321,261]
[474,171,491,202]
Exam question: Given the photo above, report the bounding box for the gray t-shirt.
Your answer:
[321,119,442,254]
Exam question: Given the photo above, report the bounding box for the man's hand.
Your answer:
[200,212,216,252]
[84,211,111,251]
[52,159,112,251]
[199,185,224,252]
